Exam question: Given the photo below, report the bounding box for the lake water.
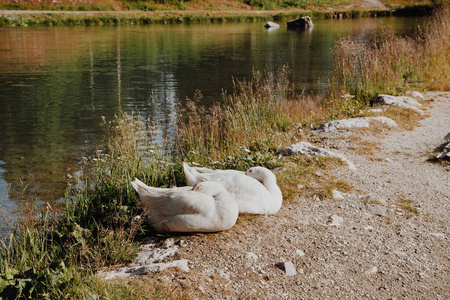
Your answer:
[0,17,425,233]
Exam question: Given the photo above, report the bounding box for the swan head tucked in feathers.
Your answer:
[192,181,228,197]
[244,166,276,184]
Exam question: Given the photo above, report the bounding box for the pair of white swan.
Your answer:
[131,163,283,233]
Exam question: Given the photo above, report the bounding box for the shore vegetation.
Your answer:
[1,4,448,299]
[0,0,442,27]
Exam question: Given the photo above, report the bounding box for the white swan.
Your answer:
[131,179,239,233]
[183,163,283,215]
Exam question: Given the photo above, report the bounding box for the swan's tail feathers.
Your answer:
[183,162,202,186]
[131,178,152,195]
[194,166,215,174]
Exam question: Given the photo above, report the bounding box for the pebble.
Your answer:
[245,252,258,262]
[430,233,445,238]
[332,190,345,200]
[367,204,388,217]
[328,215,344,227]
[295,249,306,257]
[364,266,378,275]
[277,261,297,276]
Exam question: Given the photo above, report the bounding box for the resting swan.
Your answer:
[183,163,283,215]
[131,179,239,233]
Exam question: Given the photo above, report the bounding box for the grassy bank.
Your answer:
[1,5,448,299]
[0,2,443,27]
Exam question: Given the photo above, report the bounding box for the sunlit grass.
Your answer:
[332,5,449,100]
[177,67,324,168]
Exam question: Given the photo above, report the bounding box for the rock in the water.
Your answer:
[327,215,344,227]
[287,16,314,29]
[314,117,397,132]
[373,94,423,114]
[264,21,280,28]
[280,141,356,170]
[367,204,388,217]
[277,261,297,276]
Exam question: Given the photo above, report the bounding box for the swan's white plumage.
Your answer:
[131,179,239,233]
[183,163,283,215]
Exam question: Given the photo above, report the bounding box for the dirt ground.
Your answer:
[114,91,449,299]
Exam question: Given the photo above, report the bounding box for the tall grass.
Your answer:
[177,67,323,169]
[0,111,186,299]
[332,5,449,100]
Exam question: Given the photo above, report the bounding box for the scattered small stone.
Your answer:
[217,269,231,281]
[327,215,344,227]
[163,238,175,248]
[430,233,445,238]
[364,226,374,231]
[332,190,345,200]
[295,249,306,257]
[277,261,297,276]
[364,266,378,275]
[245,252,258,262]
[367,205,388,217]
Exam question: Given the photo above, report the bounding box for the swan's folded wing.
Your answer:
[142,191,215,217]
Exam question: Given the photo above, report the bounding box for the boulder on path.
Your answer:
[280,141,356,170]
[373,94,424,114]
[314,117,397,132]
[436,142,450,160]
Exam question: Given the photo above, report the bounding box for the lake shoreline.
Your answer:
[0,4,440,27]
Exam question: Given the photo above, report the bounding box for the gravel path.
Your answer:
[102,92,449,299]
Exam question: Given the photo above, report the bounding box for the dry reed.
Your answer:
[177,67,323,167]
[332,5,449,99]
